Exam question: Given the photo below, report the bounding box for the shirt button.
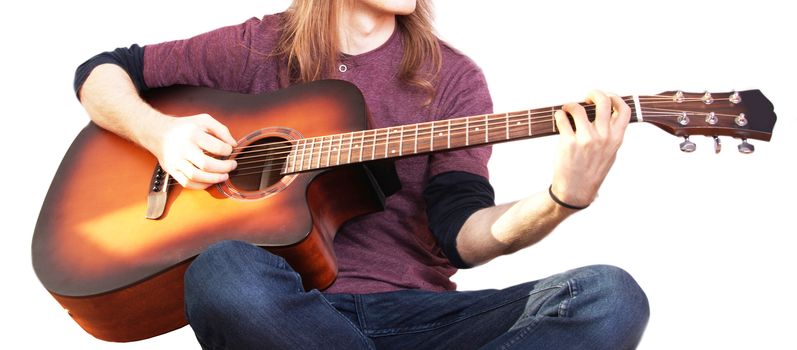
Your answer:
[338,64,348,73]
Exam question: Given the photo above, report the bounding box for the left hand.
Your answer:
[550,90,631,208]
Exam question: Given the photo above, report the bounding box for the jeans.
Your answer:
[184,241,649,349]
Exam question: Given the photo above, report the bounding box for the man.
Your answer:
[75,0,649,348]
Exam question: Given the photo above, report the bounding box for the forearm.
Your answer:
[79,63,167,152]
[456,91,630,267]
[456,190,575,266]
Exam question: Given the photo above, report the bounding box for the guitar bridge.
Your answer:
[145,164,170,220]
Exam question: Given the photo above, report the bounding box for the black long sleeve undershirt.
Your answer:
[423,171,495,269]
[73,44,147,99]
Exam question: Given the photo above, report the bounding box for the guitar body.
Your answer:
[31,80,392,342]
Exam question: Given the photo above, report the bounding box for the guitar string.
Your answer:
[164,109,747,185]
[223,97,742,159]
[166,115,743,186]
[225,104,744,167]
[224,97,742,161]
[224,111,710,175]
[222,116,727,178]
[161,97,747,185]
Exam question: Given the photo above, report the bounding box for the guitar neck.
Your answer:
[282,97,641,174]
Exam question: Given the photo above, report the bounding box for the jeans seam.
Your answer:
[318,292,374,349]
[355,294,368,330]
[364,291,534,337]
[500,278,580,350]
[559,278,578,317]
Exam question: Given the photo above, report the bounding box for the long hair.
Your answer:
[277,0,441,101]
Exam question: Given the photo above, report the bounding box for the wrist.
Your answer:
[133,109,171,155]
[548,184,591,210]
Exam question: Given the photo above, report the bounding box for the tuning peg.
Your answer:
[738,138,755,154]
[680,137,696,152]
[702,91,714,105]
[713,136,722,154]
[730,90,742,104]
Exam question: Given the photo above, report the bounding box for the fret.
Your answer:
[371,129,378,160]
[414,124,419,154]
[295,139,304,172]
[527,110,532,136]
[307,138,315,170]
[447,119,451,149]
[302,139,310,171]
[505,113,510,140]
[551,107,556,133]
[289,140,298,173]
[484,114,489,143]
[328,136,335,168]
[358,131,365,162]
[335,134,343,165]
[384,128,391,158]
[322,136,330,167]
[430,122,434,151]
[465,117,469,146]
[346,133,353,164]
[323,136,330,167]
[398,127,404,156]
[328,136,335,167]
[318,137,326,169]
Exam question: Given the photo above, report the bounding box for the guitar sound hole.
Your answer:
[228,136,287,192]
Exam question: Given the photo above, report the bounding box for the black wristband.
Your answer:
[548,185,589,210]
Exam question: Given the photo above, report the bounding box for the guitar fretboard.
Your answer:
[283,98,640,174]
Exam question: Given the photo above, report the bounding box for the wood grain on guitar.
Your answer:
[31,80,776,342]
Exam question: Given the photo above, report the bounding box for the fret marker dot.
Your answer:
[391,150,396,154]
[475,128,480,131]
[438,132,444,136]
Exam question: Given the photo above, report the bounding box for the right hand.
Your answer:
[144,113,238,190]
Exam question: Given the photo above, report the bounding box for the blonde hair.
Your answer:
[277,0,441,101]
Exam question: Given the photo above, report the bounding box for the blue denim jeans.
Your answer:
[185,241,649,349]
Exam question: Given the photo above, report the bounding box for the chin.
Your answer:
[367,0,417,15]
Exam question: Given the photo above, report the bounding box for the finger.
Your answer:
[585,90,612,134]
[167,167,194,189]
[187,149,237,173]
[199,115,238,147]
[608,94,632,135]
[178,159,229,186]
[195,131,235,157]
[554,109,575,139]
[561,103,592,137]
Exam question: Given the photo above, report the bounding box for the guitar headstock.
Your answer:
[637,90,776,153]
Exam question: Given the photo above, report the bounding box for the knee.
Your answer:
[576,265,650,348]
[183,240,293,325]
[185,240,263,294]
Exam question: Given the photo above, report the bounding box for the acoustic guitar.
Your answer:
[31,79,776,342]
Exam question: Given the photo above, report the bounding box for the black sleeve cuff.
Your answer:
[423,171,495,269]
[74,44,147,100]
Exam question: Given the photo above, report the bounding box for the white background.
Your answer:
[3,1,795,349]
